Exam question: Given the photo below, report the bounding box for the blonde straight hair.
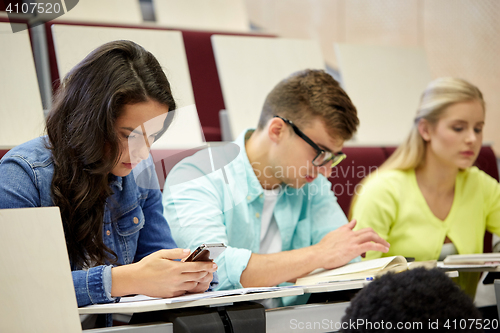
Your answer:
[349,77,485,219]
[381,77,485,171]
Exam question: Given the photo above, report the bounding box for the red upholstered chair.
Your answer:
[474,146,500,182]
[328,147,387,216]
[0,16,33,57]
[1,16,40,155]
[0,1,24,14]
[0,150,9,160]
[44,21,150,93]
[382,146,397,159]
[384,146,499,181]
[181,30,226,142]
[181,30,275,142]
[150,148,203,191]
[473,147,500,264]
[44,20,194,95]
[44,21,274,142]
[383,145,499,182]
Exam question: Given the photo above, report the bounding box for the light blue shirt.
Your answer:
[162,129,352,303]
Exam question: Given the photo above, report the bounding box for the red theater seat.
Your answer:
[1,16,39,157]
[181,30,275,142]
[0,16,34,57]
[474,146,500,181]
[44,21,274,142]
[328,147,387,216]
[384,146,499,181]
[0,150,9,160]
[150,147,203,191]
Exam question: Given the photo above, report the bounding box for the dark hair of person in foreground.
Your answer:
[341,268,483,333]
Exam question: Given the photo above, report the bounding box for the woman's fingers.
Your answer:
[156,248,191,260]
[178,261,218,273]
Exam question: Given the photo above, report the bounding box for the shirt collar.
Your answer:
[234,128,265,203]
[109,174,123,191]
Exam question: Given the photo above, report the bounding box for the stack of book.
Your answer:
[295,256,436,286]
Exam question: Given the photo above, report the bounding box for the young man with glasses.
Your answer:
[162,70,389,305]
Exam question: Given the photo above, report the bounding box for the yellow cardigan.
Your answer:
[352,167,500,298]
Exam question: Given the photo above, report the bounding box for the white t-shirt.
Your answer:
[259,188,282,254]
[258,187,282,309]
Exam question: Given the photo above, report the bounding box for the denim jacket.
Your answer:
[0,136,178,308]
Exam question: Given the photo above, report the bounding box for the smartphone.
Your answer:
[184,243,227,262]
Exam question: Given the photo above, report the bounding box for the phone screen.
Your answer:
[185,243,226,262]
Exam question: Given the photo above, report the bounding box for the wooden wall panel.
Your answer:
[243,0,500,151]
[344,0,421,46]
[245,0,343,68]
[272,0,342,68]
[423,0,500,151]
[244,0,275,31]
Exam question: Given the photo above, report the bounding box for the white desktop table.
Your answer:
[83,272,461,332]
[437,262,500,273]
[79,288,304,315]
[82,279,376,332]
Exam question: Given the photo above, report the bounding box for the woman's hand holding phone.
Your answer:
[184,243,227,262]
[111,248,217,298]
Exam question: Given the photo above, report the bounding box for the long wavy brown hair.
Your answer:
[46,40,176,268]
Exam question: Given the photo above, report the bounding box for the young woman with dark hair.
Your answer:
[0,40,216,317]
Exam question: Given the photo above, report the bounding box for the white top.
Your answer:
[259,188,282,254]
[259,187,282,308]
[439,242,458,261]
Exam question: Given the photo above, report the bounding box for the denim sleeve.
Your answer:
[208,271,219,291]
[72,265,117,307]
[134,186,178,262]
[0,155,41,208]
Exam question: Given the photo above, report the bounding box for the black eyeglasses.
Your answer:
[274,115,346,168]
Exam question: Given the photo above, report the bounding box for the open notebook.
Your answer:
[296,256,436,286]
[0,207,82,333]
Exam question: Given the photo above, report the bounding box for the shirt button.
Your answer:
[247,196,251,201]
[259,194,263,199]
[133,217,139,224]
[106,230,111,236]
[255,213,260,218]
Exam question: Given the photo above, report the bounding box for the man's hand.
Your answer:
[240,220,389,288]
[314,219,390,270]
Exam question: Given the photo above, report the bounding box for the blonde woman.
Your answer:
[351,78,500,298]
